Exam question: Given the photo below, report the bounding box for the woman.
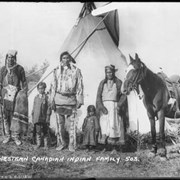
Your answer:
[96,65,127,153]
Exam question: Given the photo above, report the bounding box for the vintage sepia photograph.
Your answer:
[0,2,180,179]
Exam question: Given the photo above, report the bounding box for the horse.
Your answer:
[122,53,170,157]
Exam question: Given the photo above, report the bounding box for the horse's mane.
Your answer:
[141,62,164,83]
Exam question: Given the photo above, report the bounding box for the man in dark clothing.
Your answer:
[0,50,28,146]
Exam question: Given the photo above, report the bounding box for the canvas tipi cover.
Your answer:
[28,4,128,132]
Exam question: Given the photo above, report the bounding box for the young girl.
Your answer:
[32,82,52,149]
[82,105,99,150]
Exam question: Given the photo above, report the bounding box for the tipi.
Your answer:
[28,3,128,133]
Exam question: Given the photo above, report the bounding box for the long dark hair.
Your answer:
[87,105,96,116]
[60,51,76,63]
[37,82,47,89]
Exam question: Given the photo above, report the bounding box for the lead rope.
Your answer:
[134,89,140,152]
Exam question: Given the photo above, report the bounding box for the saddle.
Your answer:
[157,72,180,111]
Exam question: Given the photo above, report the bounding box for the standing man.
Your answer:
[96,65,127,153]
[0,50,28,146]
[51,51,84,152]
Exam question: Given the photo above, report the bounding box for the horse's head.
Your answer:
[122,53,145,95]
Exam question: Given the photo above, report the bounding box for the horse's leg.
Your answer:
[157,109,166,157]
[146,109,157,154]
[144,99,157,154]
[149,116,157,154]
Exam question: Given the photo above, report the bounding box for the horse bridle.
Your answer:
[127,62,146,93]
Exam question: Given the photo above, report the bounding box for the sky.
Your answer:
[116,2,180,77]
[0,2,180,77]
[0,2,85,70]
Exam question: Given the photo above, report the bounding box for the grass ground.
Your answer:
[0,129,180,179]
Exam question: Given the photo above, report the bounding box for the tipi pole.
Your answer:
[28,12,110,96]
[70,12,110,58]
[26,65,49,78]
[28,69,54,95]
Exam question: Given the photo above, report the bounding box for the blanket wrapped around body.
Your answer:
[10,90,29,136]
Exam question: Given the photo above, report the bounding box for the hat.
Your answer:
[7,50,18,57]
[105,64,118,72]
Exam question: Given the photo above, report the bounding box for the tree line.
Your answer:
[25,59,49,84]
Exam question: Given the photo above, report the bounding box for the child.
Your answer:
[82,105,99,151]
[32,82,52,149]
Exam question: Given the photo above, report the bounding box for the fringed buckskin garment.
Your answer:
[51,62,84,151]
[11,90,28,135]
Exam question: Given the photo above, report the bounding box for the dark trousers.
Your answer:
[35,122,48,137]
